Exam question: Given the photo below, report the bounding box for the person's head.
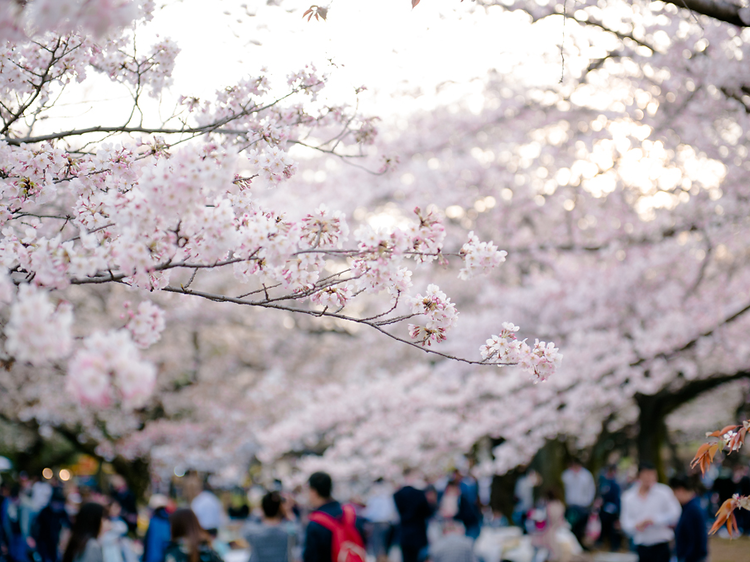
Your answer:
[110,475,127,492]
[261,491,284,520]
[669,476,696,505]
[444,480,460,494]
[170,508,209,562]
[149,493,169,513]
[308,472,333,508]
[568,458,582,472]
[62,502,105,562]
[605,464,617,477]
[638,462,658,490]
[108,499,122,518]
[50,488,67,512]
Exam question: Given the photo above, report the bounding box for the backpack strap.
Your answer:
[340,504,356,528]
[308,510,340,531]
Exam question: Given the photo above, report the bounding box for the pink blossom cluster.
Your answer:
[407,284,458,346]
[124,301,166,349]
[4,284,73,365]
[0,0,149,42]
[94,36,179,97]
[408,207,446,263]
[300,205,349,249]
[247,146,297,185]
[310,285,352,309]
[67,330,156,408]
[458,231,507,280]
[286,64,325,100]
[480,323,562,383]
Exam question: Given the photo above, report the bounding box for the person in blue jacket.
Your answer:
[669,476,708,562]
[142,495,171,562]
[2,485,28,562]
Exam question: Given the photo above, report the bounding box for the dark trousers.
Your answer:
[401,545,421,562]
[598,511,621,551]
[400,545,428,562]
[565,506,590,549]
[637,542,670,562]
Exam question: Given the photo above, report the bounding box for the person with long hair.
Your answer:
[62,503,105,562]
[164,509,222,562]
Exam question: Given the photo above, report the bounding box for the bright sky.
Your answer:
[144,0,565,114]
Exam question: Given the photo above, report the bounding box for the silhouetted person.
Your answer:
[669,477,708,562]
[62,503,105,562]
[393,469,435,562]
[33,489,70,562]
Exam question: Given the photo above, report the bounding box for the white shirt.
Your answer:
[191,491,224,531]
[514,474,536,512]
[364,484,398,523]
[31,481,53,511]
[561,467,595,507]
[621,483,681,546]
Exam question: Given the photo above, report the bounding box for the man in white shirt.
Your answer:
[191,483,225,536]
[561,459,596,549]
[621,463,682,562]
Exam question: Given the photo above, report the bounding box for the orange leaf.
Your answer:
[690,443,711,474]
[710,499,739,536]
[412,0,421,7]
[708,424,739,437]
[708,443,719,461]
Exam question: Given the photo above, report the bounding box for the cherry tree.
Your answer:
[0,0,567,493]
[247,0,750,498]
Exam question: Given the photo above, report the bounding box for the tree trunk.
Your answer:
[635,393,668,481]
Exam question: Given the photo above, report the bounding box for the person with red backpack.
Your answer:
[303,472,366,562]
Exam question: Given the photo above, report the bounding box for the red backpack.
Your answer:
[308,504,367,562]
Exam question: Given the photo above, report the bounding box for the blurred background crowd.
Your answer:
[1,454,748,562]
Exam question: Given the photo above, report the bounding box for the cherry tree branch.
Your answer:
[161,284,514,367]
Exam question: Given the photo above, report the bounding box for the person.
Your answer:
[303,472,366,562]
[393,469,435,562]
[62,502,105,562]
[531,488,567,562]
[1,485,27,562]
[164,509,222,562]
[33,488,70,562]
[427,519,475,562]
[513,468,539,533]
[243,491,294,562]
[454,485,481,541]
[669,477,708,562]
[620,463,681,562]
[100,500,137,562]
[142,495,172,562]
[110,477,138,535]
[596,465,621,552]
[363,479,397,562]
[560,460,595,550]
[190,484,223,538]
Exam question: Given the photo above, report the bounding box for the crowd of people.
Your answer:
[0,460,748,562]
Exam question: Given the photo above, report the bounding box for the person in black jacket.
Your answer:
[669,477,708,562]
[303,472,365,562]
[33,489,70,562]
[393,470,435,562]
